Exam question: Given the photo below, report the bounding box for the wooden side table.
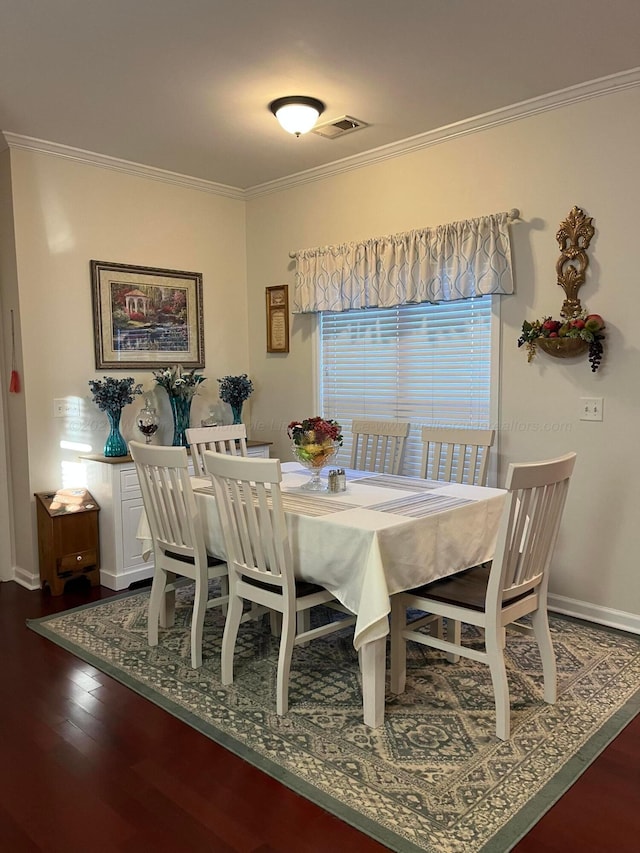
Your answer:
[35,490,101,595]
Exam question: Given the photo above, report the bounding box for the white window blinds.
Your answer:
[320,296,495,477]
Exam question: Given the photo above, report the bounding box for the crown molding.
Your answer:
[3,67,639,202]
[245,67,640,199]
[0,132,245,200]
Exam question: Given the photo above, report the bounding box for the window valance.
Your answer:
[291,210,516,314]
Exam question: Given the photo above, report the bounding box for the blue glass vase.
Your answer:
[104,408,128,457]
[170,395,192,447]
[231,402,243,425]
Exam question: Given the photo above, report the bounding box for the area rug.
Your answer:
[28,587,640,853]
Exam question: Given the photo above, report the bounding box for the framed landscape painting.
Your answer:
[91,260,205,369]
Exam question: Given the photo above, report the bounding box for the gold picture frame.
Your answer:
[91,260,204,369]
[266,285,289,353]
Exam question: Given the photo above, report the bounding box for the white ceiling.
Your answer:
[1,0,639,192]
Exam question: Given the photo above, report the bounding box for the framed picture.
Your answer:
[266,285,289,353]
[91,260,205,369]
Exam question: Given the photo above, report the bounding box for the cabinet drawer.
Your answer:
[120,466,142,498]
[246,444,270,458]
[57,549,98,573]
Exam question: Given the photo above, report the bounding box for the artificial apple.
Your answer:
[585,313,605,330]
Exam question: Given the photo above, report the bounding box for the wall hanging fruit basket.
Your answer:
[518,206,605,372]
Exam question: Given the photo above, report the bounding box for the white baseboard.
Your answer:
[13,565,41,591]
[99,564,154,591]
[548,593,640,635]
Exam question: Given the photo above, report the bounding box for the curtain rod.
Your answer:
[288,209,521,258]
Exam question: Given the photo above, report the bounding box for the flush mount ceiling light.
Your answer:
[269,96,325,137]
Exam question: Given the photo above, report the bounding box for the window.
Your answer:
[319,296,498,477]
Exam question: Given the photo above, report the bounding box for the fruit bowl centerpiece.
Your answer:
[287,416,343,491]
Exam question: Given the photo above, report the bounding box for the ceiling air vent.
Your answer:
[311,115,369,139]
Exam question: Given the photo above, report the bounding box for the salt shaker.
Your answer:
[336,468,347,492]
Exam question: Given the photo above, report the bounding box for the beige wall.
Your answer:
[3,85,639,624]
[5,149,248,581]
[245,87,640,624]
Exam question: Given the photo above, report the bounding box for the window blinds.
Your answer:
[320,297,494,477]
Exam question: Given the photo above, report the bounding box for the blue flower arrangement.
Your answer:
[88,376,143,413]
[217,374,254,408]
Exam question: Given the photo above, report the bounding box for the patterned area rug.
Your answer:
[29,587,640,852]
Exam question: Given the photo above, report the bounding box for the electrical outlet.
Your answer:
[580,397,603,421]
[53,398,80,418]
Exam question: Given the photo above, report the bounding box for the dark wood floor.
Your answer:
[1,579,638,852]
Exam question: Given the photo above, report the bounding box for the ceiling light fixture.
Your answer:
[269,96,325,137]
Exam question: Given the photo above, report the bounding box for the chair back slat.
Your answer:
[186,424,248,476]
[420,427,495,485]
[488,453,576,611]
[350,419,410,475]
[203,451,293,590]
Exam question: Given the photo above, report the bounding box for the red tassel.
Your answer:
[9,310,20,393]
[9,369,20,393]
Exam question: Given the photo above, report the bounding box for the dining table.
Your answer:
[137,461,507,728]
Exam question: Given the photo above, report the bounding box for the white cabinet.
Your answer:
[245,441,271,459]
[82,441,271,590]
[82,456,156,590]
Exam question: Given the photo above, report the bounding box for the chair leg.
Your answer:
[269,610,282,637]
[390,595,407,694]
[531,606,557,704]
[148,568,167,648]
[219,572,229,617]
[221,590,244,686]
[296,610,310,646]
[486,623,510,740]
[276,603,297,715]
[190,575,208,669]
[159,571,176,628]
[445,618,461,664]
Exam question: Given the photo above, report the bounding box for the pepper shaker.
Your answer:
[328,470,338,493]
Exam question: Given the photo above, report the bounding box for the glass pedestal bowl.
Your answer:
[137,403,160,444]
[291,440,339,491]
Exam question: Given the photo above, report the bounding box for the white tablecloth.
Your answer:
[137,463,506,651]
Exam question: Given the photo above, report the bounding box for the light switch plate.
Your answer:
[580,397,603,421]
[53,398,80,418]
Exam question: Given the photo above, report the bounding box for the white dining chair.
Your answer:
[390,451,576,740]
[349,419,410,475]
[419,427,496,486]
[203,450,356,716]
[129,440,230,668]
[418,427,496,658]
[186,424,248,477]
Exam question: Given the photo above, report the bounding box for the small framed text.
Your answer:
[266,285,290,353]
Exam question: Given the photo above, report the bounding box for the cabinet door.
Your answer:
[121,498,153,570]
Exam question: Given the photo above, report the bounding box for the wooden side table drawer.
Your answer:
[58,549,98,573]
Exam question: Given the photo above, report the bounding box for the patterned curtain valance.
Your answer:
[292,210,516,314]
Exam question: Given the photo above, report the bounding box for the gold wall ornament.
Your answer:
[517,206,605,371]
[555,205,595,318]
[537,336,588,358]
